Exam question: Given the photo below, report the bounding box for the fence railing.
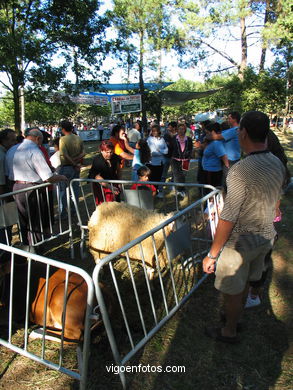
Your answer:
[70,178,217,258]
[0,244,94,390]
[0,183,73,255]
[91,189,221,388]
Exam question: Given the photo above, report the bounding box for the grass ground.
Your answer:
[0,129,292,390]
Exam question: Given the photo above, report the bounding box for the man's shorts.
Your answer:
[214,241,273,295]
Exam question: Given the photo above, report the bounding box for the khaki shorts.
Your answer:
[214,242,273,295]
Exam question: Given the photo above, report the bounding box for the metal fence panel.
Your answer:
[0,183,73,255]
[70,178,217,258]
[91,189,222,388]
[0,244,94,390]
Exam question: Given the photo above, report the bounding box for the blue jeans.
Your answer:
[58,165,80,216]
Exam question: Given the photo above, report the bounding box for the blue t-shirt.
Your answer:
[202,140,226,171]
[222,127,240,161]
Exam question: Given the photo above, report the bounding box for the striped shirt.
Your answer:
[221,150,285,250]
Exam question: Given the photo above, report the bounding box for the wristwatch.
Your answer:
[207,251,218,260]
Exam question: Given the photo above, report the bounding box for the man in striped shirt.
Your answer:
[203,111,285,344]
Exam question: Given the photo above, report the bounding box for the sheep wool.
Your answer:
[88,201,174,270]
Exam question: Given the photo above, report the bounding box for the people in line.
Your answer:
[109,124,134,167]
[50,137,61,172]
[207,112,241,190]
[202,122,229,190]
[170,123,193,198]
[245,128,290,307]
[146,124,168,191]
[0,128,17,246]
[5,128,67,245]
[127,122,142,148]
[58,120,85,218]
[88,141,121,205]
[158,121,177,198]
[131,139,151,181]
[35,129,55,229]
[202,111,285,344]
[267,128,291,188]
[194,120,210,186]
[97,122,104,142]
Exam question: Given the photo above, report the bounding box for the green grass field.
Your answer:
[0,129,292,390]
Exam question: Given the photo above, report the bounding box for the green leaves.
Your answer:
[0,0,112,130]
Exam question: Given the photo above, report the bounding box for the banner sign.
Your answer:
[71,94,108,105]
[46,93,109,106]
[111,94,141,114]
[77,130,99,141]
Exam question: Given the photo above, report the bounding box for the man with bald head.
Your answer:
[5,128,67,245]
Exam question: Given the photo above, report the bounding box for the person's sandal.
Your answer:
[205,327,239,344]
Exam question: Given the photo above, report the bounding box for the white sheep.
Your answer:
[88,202,174,278]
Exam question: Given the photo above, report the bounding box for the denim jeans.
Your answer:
[58,165,80,216]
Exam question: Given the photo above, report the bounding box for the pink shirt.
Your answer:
[176,135,187,153]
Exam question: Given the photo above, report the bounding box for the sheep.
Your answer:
[88,202,175,279]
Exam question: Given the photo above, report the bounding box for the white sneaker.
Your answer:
[156,191,164,199]
[245,294,261,309]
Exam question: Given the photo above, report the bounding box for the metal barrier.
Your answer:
[0,244,94,390]
[0,183,73,256]
[92,189,221,388]
[70,178,216,258]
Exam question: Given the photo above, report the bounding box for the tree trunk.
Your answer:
[139,30,147,136]
[259,47,267,73]
[12,84,21,134]
[239,16,247,80]
[259,1,270,72]
[19,85,25,133]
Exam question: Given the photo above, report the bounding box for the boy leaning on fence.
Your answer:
[202,111,285,344]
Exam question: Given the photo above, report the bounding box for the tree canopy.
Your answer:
[0,0,110,132]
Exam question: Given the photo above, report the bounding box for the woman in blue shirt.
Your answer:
[202,122,229,188]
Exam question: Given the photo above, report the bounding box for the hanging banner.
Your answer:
[45,92,109,106]
[111,94,142,114]
[71,94,109,105]
[76,130,100,141]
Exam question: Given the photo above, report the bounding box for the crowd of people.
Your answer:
[0,109,291,346]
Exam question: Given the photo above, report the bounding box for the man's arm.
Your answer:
[221,154,229,168]
[202,219,235,274]
[47,174,68,184]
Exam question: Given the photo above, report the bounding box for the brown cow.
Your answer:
[0,254,112,342]
[31,269,99,342]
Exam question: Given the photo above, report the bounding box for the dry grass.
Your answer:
[0,130,292,390]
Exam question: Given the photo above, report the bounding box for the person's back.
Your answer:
[127,128,141,143]
[58,120,84,217]
[221,112,241,162]
[59,133,83,165]
[223,151,285,250]
[221,127,240,161]
[202,111,286,344]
